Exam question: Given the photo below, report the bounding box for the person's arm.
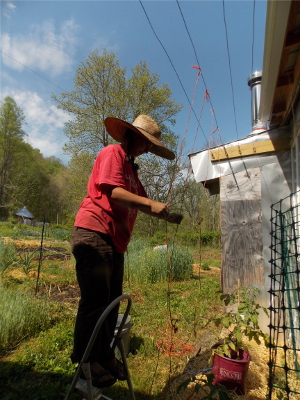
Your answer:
[106,186,183,224]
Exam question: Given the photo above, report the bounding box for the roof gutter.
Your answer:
[259,0,291,125]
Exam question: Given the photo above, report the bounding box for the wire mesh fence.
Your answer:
[268,190,300,399]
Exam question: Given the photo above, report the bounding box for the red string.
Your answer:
[192,65,201,72]
[153,320,195,360]
[209,108,220,148]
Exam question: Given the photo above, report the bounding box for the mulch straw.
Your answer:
[161,336,273,400]
[2,237,54,249]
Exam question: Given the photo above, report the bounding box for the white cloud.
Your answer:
[93,37,119,55]
[9,89,70,128]
[1,88,72,161]
[1,19,79,76]
[25,135,63,160]
[3,1,16,19]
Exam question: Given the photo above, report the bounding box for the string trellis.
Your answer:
[155,67,222,395]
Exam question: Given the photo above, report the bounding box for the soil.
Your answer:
[36,283,80,305]
[3,238,71,261]
[34,267,221,305]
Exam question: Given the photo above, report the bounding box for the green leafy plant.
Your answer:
[212,286,269,359]
[16,246,37,275]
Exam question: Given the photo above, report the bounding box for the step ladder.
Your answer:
[64,294,135,400]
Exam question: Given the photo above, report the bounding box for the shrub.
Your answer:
[201,231,220,247]
[168,245,194,281]
[150,231,167,247]
[175,230,220,247]
[212,286,269,358]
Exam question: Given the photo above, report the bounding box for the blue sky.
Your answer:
[1,0,267,165]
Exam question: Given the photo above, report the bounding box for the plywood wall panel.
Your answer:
[220,168,264,293]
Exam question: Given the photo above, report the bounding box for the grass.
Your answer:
[0,283,57,351]
[0,278,222,400]
[0,225,223,400]
[125,241,194,283]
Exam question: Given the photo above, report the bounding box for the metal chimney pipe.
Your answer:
[247,71,266,134]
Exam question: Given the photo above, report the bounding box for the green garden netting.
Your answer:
[268,191,300,399]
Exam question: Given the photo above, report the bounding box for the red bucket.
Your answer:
[212,348,251,395]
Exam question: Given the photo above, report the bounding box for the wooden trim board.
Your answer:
[210,136,291,161]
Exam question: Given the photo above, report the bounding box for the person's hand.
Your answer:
[150,201,169,218]
[167,213,183,224]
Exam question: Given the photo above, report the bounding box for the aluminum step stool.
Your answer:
[64,294,135,400]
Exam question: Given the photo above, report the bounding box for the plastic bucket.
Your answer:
[212,349,251,395]
[113,314,132,357]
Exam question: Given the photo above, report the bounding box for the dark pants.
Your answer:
[70,227,124,364]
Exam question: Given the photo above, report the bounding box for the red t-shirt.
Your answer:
[74,144,148,253]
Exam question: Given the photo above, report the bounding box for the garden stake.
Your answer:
[35,219,46,296]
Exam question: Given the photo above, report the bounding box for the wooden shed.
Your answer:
[15,206,34,225]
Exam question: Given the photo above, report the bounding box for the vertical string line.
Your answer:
[222,0,239,140]
[251,0,256,76]
[163,67,203,382]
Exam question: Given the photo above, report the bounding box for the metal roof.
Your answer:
[15,206,34,219]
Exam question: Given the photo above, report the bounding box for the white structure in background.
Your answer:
[189,0,300,334]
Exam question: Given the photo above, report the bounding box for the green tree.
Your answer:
[54,152,95,224]
[3,142,58,222]
[53,50,127,156]
[173,176,220,232]
[133,154,184,237]
[23,153,67,223]
[0,97,68,223]
[53,49,182,159]
[0,97,25,217]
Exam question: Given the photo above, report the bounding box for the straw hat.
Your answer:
[104,114,175,160]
